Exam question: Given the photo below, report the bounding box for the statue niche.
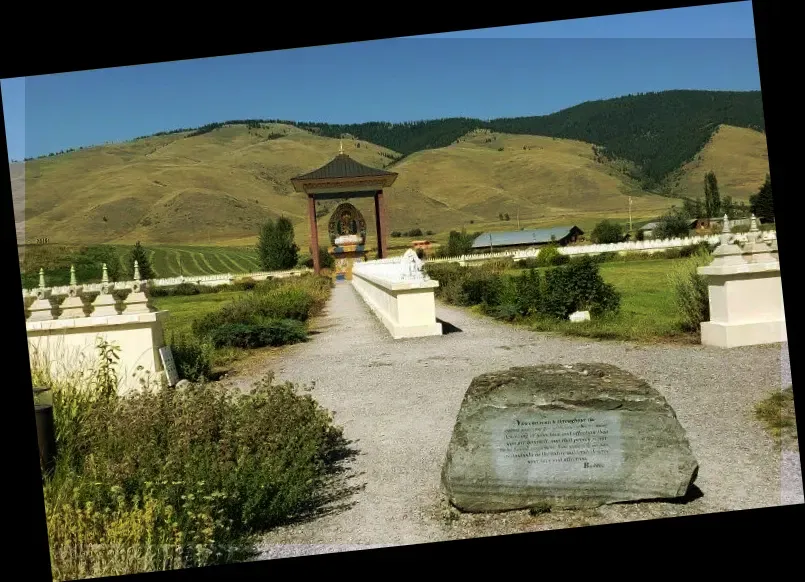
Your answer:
[328,203,367,247]
[326,202,369,281]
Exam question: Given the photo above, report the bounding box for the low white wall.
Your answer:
[27,311,169,394]
[351,262,442,340]
[22,268,311,298]
[423,231,777,266]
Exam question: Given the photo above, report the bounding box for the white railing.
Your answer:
[422,231,777,265]
[22,268,311,298]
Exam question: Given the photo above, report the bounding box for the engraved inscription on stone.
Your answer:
[492,411,623,484]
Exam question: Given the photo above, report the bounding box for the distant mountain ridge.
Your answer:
[21,89,765,192]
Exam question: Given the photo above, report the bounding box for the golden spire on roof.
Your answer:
[339,139,344,154]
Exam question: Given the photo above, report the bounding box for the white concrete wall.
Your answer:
[351,261,442,339]
[22,268,311,297]
[27,311,169,394]
[423,231,777,266]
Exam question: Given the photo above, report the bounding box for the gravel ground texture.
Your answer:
[216,283,802,560]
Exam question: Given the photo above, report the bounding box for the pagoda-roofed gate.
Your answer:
[291,149,398,278]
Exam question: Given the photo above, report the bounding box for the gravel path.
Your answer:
[242,283,800,559]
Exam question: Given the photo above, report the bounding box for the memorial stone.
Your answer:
[441,363,699,512]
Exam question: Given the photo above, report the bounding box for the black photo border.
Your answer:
[2,1,801,579]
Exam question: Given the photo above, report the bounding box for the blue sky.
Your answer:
[2,2,759,162]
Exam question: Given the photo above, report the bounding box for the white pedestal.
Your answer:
[698,259,787,349]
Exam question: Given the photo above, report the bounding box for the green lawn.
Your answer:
[153,290,245,338]
[506,257,697,343]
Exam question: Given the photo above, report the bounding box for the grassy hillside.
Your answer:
[14,90,769,257]
[21,123,400,250]
[296,90,766,190]
[20,123,678,252]
[672,125,770,202]
[387,129,671,235]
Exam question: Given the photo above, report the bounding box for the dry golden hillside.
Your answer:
[22,124,399,248]
[388,130,671,235]
[673,125,769,202]
[16,122,769,251]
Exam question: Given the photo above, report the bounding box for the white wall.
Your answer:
[351,261,442,339]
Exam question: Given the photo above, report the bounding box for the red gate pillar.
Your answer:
[308,196,321,274]
[374,190,388,259]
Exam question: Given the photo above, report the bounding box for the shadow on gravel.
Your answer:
[285,438,367,527]
[437,318,463,334]
[612,483,705,506]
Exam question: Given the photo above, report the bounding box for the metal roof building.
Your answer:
[471,226,583,249]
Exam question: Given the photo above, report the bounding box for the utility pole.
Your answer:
[517,207,521,230]
[629,196,633,233]
[489,233,493,253]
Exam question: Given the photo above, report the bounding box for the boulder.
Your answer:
[441,363,699,512]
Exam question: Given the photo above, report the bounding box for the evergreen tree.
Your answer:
[654,207,693,239]
[682,197,704,219]
[703,171,721,218]
[749,174,775,223]
[591,220,625,244]
[257,216,299,270]
[126,241,155,280]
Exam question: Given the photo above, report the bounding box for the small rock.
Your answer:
[569,310,591,323]
[176,379,192,389]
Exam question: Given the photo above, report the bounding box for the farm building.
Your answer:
[471,226,584,251]
[638,219,698,239]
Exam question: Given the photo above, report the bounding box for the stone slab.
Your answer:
[441,363,699,512]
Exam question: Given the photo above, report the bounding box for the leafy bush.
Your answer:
[540,256,621,319]
[513,268,543,316]
[232,277,257,291]
[299,249,335,270]
[591,220,625,244]
[535,244,569,267]
[461,270,504,307]
[516,257,540,270]
[664,248,683,259]
[40,349,351,580]
[174,282,202,295]
[148,285,170,297]
[192,277,330,340]
[424,263,467,294]
[669,247,711,332]
[168,331,214,382]
[208,320,308,349]
[653,207,693,239]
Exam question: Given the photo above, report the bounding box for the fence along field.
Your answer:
[19,243,264,284]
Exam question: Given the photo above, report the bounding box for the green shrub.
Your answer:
[516,257,540,270]
[424,263,467,296]
[483,258,514,274]
[461,270,504,307]
[41,360,351,580]
[174,282,202,295]
[299,249,335,270]
[192,279,326,339]
[669,248,711,333]
[168,331,214,382]
[208,320,308,349]
[232,277,257,291]
[513,268,543,316]
[664,248,683,259]
[536,244,569,267]
[253,278,282,294]
[539,256,621,319]
[148,285,170,297]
